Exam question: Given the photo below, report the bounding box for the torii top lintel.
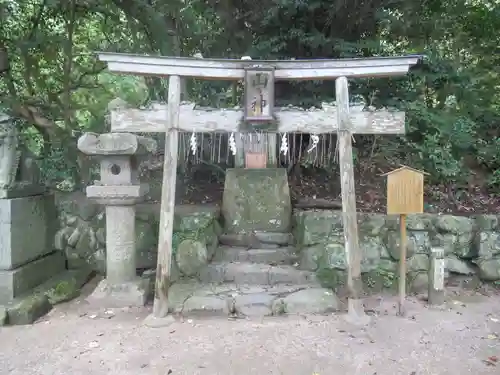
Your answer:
[97,52,422,80]
[101,52,422,134]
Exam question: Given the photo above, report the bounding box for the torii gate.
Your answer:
[97,52,421,326]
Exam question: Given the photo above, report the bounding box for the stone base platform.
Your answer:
[0,185,46,199]
[1,267,93,326]
[165,281,342,317]
[86,278,150,308]
[0,194,56,270]
[0,251,66,303]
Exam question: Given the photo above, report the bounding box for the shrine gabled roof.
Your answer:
[380,165,430,176]
[96,52,423,80]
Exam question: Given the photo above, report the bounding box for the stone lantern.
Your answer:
[77,132,157,307]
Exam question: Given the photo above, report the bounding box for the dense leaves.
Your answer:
[0,0,499,199]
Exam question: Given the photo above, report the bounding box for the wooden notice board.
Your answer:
[381,165,428,316]
[382,165,428,215]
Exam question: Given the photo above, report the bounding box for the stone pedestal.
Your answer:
[222,168,292,233]
[0,112,67,324]
[86,278,150,308]
[78,132,157,308]
[0,194,65,304]
[106,205,136,284]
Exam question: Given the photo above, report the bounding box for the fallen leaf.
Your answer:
[487,334,498,340]
[88,341,99,348]
[488,356,498,363]
[483,359,497,367]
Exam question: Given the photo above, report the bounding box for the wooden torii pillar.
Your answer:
[98,52,421,326]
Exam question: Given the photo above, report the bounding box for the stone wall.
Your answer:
[53,192,220,276]
[54,192,158,272]
[53,193,500,288]
[294,210,500,289]
[170,205,221,279]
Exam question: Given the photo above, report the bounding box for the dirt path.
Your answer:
[1,290,499,375]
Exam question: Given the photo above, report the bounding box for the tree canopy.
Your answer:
[1,0,499,205]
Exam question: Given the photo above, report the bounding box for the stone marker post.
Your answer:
[428,247,445,306]
[0,112,65,307]
[77,132,157,307]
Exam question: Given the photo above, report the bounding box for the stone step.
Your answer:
[167,281,341,317]
[213,246,298,265]
[253,232,294,245]
[198,262,318,285]
[219,232,294,248]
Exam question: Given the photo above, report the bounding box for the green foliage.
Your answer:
[376,269,397,289]
[402,101,475,182]
[40,146,76,190]
[0,0,499,193]
[360,268,398,294]
[54,280,76,296]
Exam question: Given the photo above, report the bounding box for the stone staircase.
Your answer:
[166,232,341,318]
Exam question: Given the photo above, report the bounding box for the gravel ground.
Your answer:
[1,285,500,375]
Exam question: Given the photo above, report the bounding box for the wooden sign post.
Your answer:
[382,165,428,316]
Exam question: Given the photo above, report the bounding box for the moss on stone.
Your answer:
[172,217,220,259]
[315,262,402,294]
[172,229,205,256]
[316,267,346,289]
[212,219,223,237]
[36,268,92,306]
[46,280,79,304]
[0,307,6,326]
[362,268,398,294]
[2,268,92,326]
[173,206,219,231]
[7,294,52,325]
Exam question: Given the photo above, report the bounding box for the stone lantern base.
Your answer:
[87,278,150,308]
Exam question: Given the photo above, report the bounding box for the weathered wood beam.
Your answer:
[149,75,180,323]
[103,62,411,80]
[98,52,421,80]
[336,76,367,323]
[335,77,367,324]
[111,104,405,134]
